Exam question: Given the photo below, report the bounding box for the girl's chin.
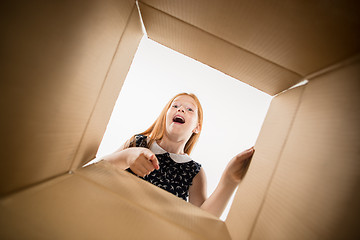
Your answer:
[169,122,185,128]
[167,126,192,137]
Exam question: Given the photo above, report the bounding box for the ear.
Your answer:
[192,124,201,134]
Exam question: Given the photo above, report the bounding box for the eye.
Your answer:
[187,108,193,112]
[172,104,178,108]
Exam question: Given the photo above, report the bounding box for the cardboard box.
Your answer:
[1,0,359,239]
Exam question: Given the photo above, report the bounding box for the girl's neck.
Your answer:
[157,135,187,155]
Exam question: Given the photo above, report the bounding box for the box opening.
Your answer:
[91,36,272,220]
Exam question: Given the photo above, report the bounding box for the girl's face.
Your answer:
[165,95,200,141]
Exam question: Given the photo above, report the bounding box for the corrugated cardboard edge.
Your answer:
[250,59,360,240]
[70,5,143,169]
[138,2,302,96]
[0,161,231,240]
[0,0,135,197]
[226,85,306,239]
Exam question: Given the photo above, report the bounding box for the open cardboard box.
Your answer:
[1,0,359,239]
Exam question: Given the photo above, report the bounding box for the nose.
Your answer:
[177,106,185,113]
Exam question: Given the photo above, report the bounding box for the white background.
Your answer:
[95,37,272,220]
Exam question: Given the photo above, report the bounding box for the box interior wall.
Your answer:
[1,0,359,239]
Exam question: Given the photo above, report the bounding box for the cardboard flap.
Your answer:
[249,60,360,239]
[139,0,360,94]
[70,6,143,170]
[226,85,306,239]
[0,161,231,239]
[139,2,301,96]
[0,0,141,196]
[226,60,360,239]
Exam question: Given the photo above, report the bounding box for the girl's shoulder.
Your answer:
[189,160,201,173]
[133,134,149,148]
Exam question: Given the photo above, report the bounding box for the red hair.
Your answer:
[127,93,203,155]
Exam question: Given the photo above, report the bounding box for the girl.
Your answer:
[103,93,254,218]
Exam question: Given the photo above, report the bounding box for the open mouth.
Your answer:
[173,115,185,124]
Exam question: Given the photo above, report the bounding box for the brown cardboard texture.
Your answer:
[1,161,230,240]
[139,0,360,95]
[1,0,138,195]
[226,85,306,239]
[1,0,360,239]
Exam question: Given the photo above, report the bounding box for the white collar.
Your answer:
[149,141,193,163]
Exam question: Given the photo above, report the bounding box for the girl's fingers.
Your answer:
[149,155,160,170]
[236,148,254,160]
[142,159,155,173]
[246,147,255,153]
[143,150,160,170]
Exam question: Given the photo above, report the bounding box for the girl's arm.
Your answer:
[189,147,254,218]
[101,140,129,168]
[188,169,207,206]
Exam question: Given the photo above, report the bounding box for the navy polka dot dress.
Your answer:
[126,134,201,201]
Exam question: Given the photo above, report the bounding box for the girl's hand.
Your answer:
[107,147,159,177]
[199,147,255,217]
[223,147,255,185]
[125,147,160,177]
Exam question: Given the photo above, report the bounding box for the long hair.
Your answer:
[126,93,203,155]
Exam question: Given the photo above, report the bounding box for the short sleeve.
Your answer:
[130,134,148,148]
